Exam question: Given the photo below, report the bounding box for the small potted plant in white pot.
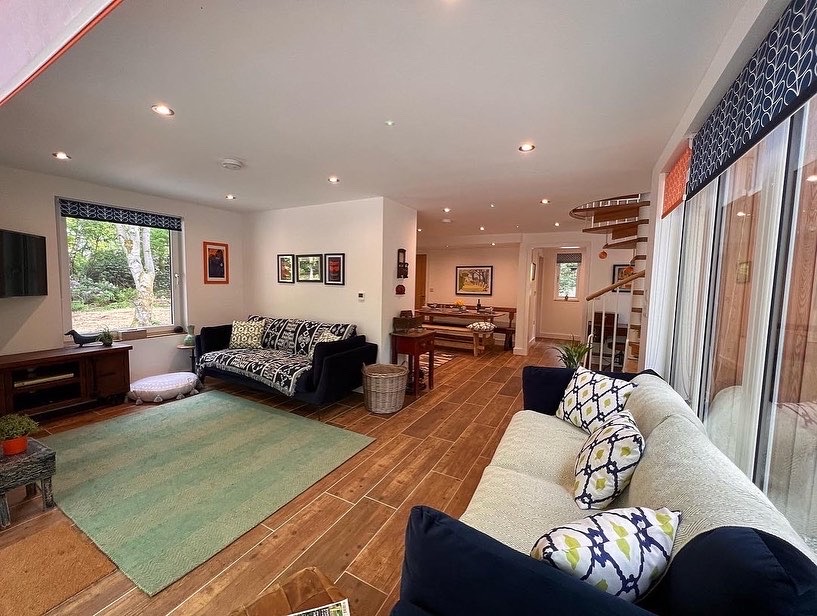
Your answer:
[0,414,39,456]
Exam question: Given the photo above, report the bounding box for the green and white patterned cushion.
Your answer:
[466,321,496,332]
[574,410,644,510]
[557,366,636,434]
[531,507,681,602]
[308,330,341,360]
[228,320,264,349]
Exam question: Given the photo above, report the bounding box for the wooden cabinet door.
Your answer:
[92,350,130,398]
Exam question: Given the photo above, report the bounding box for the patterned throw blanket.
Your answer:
[198,348,312,397]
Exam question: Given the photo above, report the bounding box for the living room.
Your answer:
[2,1,817,615]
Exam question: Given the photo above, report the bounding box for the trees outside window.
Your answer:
[556,261,579,299]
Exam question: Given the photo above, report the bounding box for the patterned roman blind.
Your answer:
[687,0,817,199]
[57,197,182,231]
[557,253,582,263]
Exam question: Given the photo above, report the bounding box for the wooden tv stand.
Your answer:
[0,344,132,417]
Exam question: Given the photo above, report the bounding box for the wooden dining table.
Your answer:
[415,307,508,323]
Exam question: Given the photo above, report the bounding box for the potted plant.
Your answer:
[552,337,590,369]
[0,414,39,456]
[98,326,114,347]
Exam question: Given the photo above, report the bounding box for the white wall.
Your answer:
[245,196,417,362]
[381,198,418,357]
[0,165,247,379]
[422,245,519,308]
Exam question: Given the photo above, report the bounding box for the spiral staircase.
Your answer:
[570,193,650,372]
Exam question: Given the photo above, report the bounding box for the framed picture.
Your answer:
[296,254,323,282]
[455,265,493,296]
[324,253,345,285]
[612,264,634,293]
[203,241,229,284]
[277,254,294,283]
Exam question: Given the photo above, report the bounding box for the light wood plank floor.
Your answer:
[1,341,560,616]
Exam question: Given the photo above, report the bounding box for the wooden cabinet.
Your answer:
[0,344,132,417]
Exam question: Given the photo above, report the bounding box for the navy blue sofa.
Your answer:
[393,366,817,615]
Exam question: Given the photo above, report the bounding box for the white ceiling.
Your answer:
[0,0,751,237]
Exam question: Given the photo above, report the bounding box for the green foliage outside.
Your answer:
[557,263,579,298]
[66,219,172,327]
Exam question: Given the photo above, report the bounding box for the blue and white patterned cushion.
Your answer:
[574,411,644,510]
[198,348,312,396]
[531,507,681,602]
[557,367,636,434]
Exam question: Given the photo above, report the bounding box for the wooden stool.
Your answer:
[228,567,345,616]
[472,331,494,357]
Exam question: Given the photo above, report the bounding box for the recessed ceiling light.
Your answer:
[441,218,452,223]
[518,142,535,152]
[490,203,495,208]
[52,151,71,160]
[443,207,451,212]
[225,194,236,200]
[417,228,422,232]
[491,242,496,246]
[385,120,395,127]
[151,104,175,116]
[328,176,340,184]
[540,198,550,204]
[516,225,520,229]
[736,211,746,217]
[220,158,244,171]
[554,222,560,227]
[479,226,485,231]
[807,174,817,182]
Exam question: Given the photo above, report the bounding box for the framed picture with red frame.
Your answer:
[203,241,229,284]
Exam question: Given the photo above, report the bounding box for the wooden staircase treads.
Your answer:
[569,201,650,220]
[629,324,641,330]
[582,219,648,237]
[603,237,648,250]
[631,307,643,314]
[632,289,644,296]
[633,254,647,261]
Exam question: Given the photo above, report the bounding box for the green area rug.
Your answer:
[43,391,373,595]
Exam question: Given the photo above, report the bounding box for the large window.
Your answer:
[58,199,184,333]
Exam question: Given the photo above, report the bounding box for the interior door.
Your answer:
[415,254,427,309]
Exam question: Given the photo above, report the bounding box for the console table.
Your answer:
[0,344,132,417]
[391,331,435,396]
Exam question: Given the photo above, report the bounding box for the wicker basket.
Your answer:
[362,363,409,414]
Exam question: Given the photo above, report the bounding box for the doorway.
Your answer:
[415,254,427,309]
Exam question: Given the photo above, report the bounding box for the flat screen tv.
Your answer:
[0,229,48,298]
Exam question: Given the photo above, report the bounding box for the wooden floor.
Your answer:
[1,341,560,616]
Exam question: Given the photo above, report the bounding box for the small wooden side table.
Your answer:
[391,330,435,396]
[177,344,196,373]
[0,438,56,528]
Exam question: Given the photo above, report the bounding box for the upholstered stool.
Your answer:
[467,321,496,357]
[128,372,201,404]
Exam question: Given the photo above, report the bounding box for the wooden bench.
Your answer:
[491,306,516,351]
[421,324,494,356]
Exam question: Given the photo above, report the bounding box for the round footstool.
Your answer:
[128,372,201,404]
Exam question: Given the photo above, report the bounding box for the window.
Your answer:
[555,253,581,300]
[57,198,185,333]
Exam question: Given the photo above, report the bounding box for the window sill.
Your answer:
[554,297,580,302]
[62,330,184,347]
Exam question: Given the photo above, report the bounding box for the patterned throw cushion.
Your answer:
[557,366,636,433]
[228,320,264,349]
[574,411,644,510]
[467,321,496,332]
[531,507,681,603]
[308,331,341,360]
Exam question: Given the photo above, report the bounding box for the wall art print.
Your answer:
[455,265,493,296]
[612,264,634,293]
[277,254,294,283]
[203,241,229,284]
[296,254,323,282]
[324,253,345,285]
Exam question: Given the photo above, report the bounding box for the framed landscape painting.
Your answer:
[277,254,294,283]
[324,253,345,285]
[203,241,229,284]
[612,263,634,292]
[455,265,493,296]
[296,254,323,282]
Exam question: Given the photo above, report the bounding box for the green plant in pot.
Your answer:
[0,414,39,456]
[98,326,114,347]
[552,337,590,369]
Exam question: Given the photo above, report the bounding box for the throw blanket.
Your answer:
[198,348,312,396]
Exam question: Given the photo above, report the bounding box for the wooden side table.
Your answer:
[0,438,56,528]
[391,330,435,396]
[177,344,197,373]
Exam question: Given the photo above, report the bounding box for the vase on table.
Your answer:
[183,325,195,347]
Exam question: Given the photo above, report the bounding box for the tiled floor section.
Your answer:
[0,341,560,615]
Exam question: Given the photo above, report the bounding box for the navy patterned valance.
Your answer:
[556,252,583,263]
[57,197,182,231]
[687,0,817,199]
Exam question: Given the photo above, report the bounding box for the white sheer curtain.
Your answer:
[670,181,718,411]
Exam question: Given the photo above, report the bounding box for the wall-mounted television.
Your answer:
[0,229,48,298]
